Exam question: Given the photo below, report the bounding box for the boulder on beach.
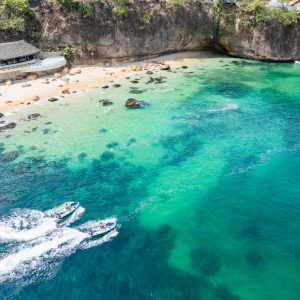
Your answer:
[27,113,42,120]
[5,79,13,86]
[125,98,149,109]
[48,97,59,102]
[26,74,38,80]
[32,95,40,101]
[160,64,170,71]
[54,73,62,79]
[21,83,31,88]
[62,88,70,94]
[131,65,143,72]
[102,85,109,89]
[0,122,17,132]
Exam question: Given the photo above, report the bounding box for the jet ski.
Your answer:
[55,202,79,220]
[89,218,117,238]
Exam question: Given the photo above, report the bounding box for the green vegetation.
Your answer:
[55,0,94,19]
[142,12,151,26]
[240,0,300,28]
[112,0,129,17]
[62,45,77,61]
[0,0,32,32]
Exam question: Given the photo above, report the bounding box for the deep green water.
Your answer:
[0,54,300,300]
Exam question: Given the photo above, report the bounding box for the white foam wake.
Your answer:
[0,228,88,282]
[0,209,56,242]
[0,207,118,294]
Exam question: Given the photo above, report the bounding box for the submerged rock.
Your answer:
[28,113,42,120]
[125,98,149,108]
[0,122,16,132]
[1,150,18,162]
[102,100,114,106]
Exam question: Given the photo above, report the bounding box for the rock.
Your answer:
[0,113,4,118]
[131,80,139,84]
[131,65,143,72]
[75,69,82,74]
[130,89,143,94]
[0,122,17,131]
[26,74,38,80]
[146,71,154,75]
[5,100,12,104]
[32,95,40,101]
[0,150,19,162]
[102,85,109,89]
[160,64,170,71]
[62,88,70,94]
[51,78,57,81]
[63,67,69,75]
[54,73,62,79]
[102,100,114,106]
[48,97,59,102]
[16,74,24,80]
[28,113,41,120]
[182,65,188,69]
[21,83,31,88]
[113,84,121,88]
[125,98,149,109]
[5,80,13,86]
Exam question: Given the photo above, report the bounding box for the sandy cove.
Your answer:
[0,51,215,114]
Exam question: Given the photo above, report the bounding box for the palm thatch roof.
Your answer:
[0,40,40,61]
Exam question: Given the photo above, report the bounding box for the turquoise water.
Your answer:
[0,54,300,299]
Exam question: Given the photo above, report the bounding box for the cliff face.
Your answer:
[1,0,215,64]
[0,1,299,63]
[214,5,300,61]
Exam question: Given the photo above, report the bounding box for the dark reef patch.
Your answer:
[245,250,263,267]
[190,248,222,276]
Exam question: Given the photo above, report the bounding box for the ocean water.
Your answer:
[0,54,300,299]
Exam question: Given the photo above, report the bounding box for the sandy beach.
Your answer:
[0,51,215,114]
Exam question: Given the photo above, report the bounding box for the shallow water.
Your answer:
[0,55,300,299]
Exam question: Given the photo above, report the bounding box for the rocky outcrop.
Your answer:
[0,1,299,62]
[214,6,300,61]
[125,98,149,108]
[0,1,215,64]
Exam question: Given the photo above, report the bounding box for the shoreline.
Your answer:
[0,51,218,115]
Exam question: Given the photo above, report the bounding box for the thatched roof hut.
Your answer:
[0,40,40,61]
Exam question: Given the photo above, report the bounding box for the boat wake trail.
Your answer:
[0,208,117,298]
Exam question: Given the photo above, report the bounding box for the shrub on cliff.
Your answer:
[0,0,32,32]
[240,0,300,27]
[112,0,129,17]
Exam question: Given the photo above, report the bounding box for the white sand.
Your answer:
[0,51,216,114]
